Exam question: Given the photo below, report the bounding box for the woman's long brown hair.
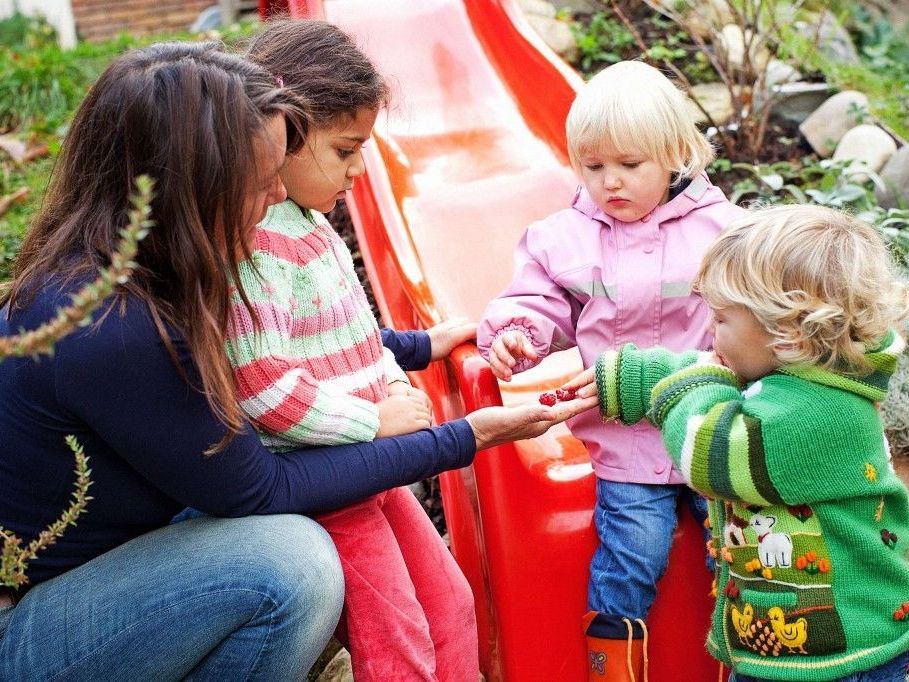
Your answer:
[4,41,307,451]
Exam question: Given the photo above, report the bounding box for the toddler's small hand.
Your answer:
[488,330,538,381]
[560,367,597,401]
[427,317,477,361]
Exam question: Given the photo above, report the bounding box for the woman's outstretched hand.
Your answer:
[465,394,598,451]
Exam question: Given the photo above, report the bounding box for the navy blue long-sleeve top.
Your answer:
[0,285,475,586]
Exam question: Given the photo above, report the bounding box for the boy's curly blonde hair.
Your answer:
[695,205,909,375]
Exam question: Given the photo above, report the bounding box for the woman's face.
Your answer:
[239,114,289,251]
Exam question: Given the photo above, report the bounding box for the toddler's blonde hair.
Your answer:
[696,205,909,374]
[566,61,714,180]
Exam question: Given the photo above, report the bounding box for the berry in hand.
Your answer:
[538,392,557,406]
[555,388,577,401]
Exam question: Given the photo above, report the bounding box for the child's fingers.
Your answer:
[561,367,595,391]
[487,346,514,380]
[573,382,598,400]
[488,360,512,381]
[515,335,538,361]
[492,342,517,367]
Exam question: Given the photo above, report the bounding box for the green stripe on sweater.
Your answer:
[744,414,783,504]
[727,415,771,506]
[690,402,726,494]
[707,401,741,501]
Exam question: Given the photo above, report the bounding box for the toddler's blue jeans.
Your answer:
[0,514,344,680]
[730,649,909,682]
[588,478,710,619]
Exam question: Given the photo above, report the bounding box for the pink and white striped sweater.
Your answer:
[225,200,407,450]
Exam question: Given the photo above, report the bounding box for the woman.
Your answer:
[0,42,593,679]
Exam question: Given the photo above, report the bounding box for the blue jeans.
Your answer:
[0,514,344,681]
[730,649,909,681]
[588,479,710,619]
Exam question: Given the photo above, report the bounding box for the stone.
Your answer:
[876,145,909,209]
[763,59,801,89]
[686,82,738,127]
[766,82,834,125]
[716,24,771,75]
[832,124,897,183]
[795,12,860,65]
[316,647,353,682]
[525,14,578,63]
[799,90,870,157]
[865,0,909,30]
[518,0,557,19]
[548,0,598,13]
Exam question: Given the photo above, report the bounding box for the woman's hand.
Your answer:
[427,317,477,361]
[487,330,539,381]
[377,387,434,437]
[465,394,598,451]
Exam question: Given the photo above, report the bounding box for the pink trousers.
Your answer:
[317,486,479,681]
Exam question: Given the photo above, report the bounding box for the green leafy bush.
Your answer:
[721,157,909,267]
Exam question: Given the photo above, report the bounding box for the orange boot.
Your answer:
[582,611,649,682]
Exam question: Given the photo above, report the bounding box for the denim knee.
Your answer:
[232,514,345,624]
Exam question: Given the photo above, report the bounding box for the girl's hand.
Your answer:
[376,387,433,437]
[561,367,597,400]
[487,330,539,381]
[427,317,477,361]
[465,395,598,451]
[387,380,411,396]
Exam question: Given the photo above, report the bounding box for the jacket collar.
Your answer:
[777,330,905,402]
[571,172,721,227]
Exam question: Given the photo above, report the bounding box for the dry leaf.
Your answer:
[0,187,30,218]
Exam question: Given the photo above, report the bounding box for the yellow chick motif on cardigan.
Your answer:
[767,607,808,654]
[731,603,754,644]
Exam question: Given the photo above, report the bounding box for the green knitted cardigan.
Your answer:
[595,333,909,680]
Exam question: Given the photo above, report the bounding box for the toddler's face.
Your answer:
[281,106,378,214]
[577,140,671,223]
[711,304,780,382]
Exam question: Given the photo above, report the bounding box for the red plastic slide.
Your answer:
[262,1,721,679]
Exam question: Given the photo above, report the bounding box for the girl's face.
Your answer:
[711,304,780,382]
[281,107,379,214]
[577,139,671,223]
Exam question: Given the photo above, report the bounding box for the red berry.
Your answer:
[538,392,557,406]
[895,608,906,621]
[555,388,577,402]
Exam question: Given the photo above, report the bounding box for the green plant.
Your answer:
[0,12,57,51]
[779,5,909,140]
[727,157,909,267]
[571,6,716,84]
[570,11,636,71]
[626,0,834,163]
[0,175,153,589]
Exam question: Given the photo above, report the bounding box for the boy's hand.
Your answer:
[561,367,597,400]
[376,387,433,437]
[488,330,539,381]
[427,317,477,361]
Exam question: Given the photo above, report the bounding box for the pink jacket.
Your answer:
[478,174,746,483]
